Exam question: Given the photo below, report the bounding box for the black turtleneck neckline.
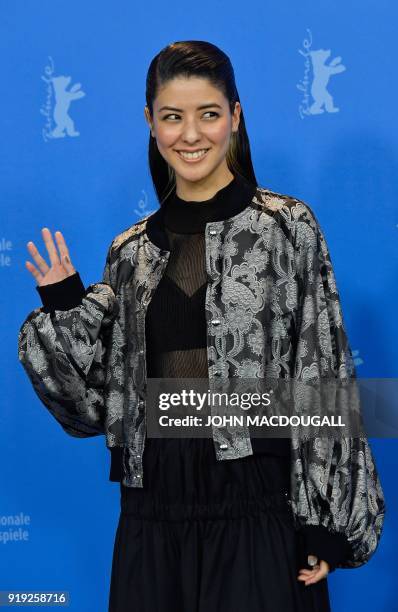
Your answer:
[163,172,257,234]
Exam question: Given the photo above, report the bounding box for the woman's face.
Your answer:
[145,76,241,186]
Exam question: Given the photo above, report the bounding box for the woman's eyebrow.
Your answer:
[158,103,223,112]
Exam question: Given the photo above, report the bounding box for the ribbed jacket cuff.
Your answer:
[300,524,353,572]
[36,272,86,313]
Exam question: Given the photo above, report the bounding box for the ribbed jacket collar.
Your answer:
[146,172,258,251]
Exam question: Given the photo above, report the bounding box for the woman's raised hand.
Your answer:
[25,228,77,287]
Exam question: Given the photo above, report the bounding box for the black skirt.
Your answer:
[108,437,330,612]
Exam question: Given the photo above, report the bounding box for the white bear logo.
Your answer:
[50,75,86,138]
[309,49,346,114]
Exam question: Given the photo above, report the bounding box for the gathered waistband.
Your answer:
[120,488,292,522]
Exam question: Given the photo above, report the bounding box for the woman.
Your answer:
[18,41,385,611]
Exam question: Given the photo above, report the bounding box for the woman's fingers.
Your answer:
[25,228,76,286]
[25,259,44,284]
[26,240,50,276]
[41,227,61,267]
[297,560,329,585]
[54,230,76,275]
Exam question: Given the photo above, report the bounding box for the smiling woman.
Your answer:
[18,39,384,612]
[107,40,370,611]
[143,50,250,204]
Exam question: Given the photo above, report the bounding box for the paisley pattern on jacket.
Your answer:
[18,185,385,569]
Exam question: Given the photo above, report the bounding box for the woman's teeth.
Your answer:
[177,149,209,161]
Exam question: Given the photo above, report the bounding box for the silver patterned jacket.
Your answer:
[18,184,385,569]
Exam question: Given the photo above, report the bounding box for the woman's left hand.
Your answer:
[297,555,330,585]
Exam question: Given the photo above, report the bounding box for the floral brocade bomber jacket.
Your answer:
[18,184,385,570]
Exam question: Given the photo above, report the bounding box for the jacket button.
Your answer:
[219,443,228,449]
[211,319,221,325]
[209,229,218,236]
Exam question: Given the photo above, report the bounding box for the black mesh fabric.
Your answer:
[145,172,256,378]
[145,228,208,378]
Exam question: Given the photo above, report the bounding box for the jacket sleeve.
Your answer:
[289,203,386,570]
[299,524,353,572]
[17,245,119,438]
[36,270,87,314]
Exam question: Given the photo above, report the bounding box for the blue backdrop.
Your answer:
[1,1,396,610]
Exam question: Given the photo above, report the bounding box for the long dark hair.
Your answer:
[145,40,258,205]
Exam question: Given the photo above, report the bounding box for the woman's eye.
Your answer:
[162,111,219,121]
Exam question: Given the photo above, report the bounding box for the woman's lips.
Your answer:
[175,149,210,163]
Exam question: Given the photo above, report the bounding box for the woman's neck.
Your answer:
[163,172,258,234]
[174,170,236,202]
